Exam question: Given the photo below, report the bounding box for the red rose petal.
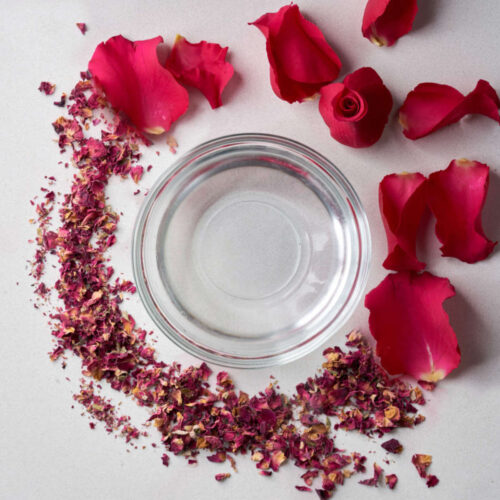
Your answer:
[362,0,418,47]
[250,4,341,103]
[379,172,427,271]
[166,36,234,109]
[427,159,497,263]
[399,80,500,140]
[365,272,461,382]
[88,35,188,134]
[319,67,392,148]
[76,23,87,35]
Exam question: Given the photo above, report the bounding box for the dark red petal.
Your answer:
[166,36,234,109]
[399,80,500,140]
[319,67,392,148]
[362,0,418,47]
[88,35,188,133]
[427,159,497,263]
[250,4,341,103]
[365,272,461,382]
[379,172,427,271]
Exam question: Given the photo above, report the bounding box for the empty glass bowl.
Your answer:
[132,134,370,368]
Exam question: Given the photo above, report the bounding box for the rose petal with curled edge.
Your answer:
[250,4,341,103]
[365,271,461,382]
[399,79,500,140]
[88,35,189,134]
[319,67,392,148]
[427,159,497,263]
[362,0,418,47]
[166,36,234,109]
[379,172,427,271]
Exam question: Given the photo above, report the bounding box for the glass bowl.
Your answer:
[132,134,371,368]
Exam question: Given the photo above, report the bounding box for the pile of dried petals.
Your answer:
[31,72,433,497]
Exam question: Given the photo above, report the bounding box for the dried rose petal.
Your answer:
[381,438,403,454]
[214,473,231,482]
[426,475,439,487]
[165,36,234,109]
[88,35,189,133]
[161,454,170,467]
[379,172,427,271]
[399,80,500,140]
[412,453,433,478]
[39,81,55,95]
[295,485,312,492]
[319,67,392,148]
[427,159,497,263]
[385,473,398,489]
[365,272,461,382]
[362,0,418,47]
[359,463,382,486]
[76,23,87,35]
[250,4,341,103]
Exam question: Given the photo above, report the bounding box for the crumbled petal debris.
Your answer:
[39,81,56,95]
[31,74,429,497]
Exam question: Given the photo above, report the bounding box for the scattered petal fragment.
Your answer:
[362,0,418,47]
[88,35,189,133]
[385,473,398,489]
[39,81,55,95]
[365,272,460,382]
[381,438,403,454]
[399,80,500,140]
[166,35,234,109]
[215,473,231,482]
[359,463,383,486]
[379,172,427,271]
[319,67,392,148]
[412,454,432,477]
[426,475,439,487]
[76,23,87,35]
[427,159,497,263]
[250,4,341,103]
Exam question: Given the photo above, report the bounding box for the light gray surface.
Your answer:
[1,1,500,499]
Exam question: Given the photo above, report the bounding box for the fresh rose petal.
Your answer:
[362,0,418,47]
[427,159,497,263]
[250,4,341,103]
[399,79,500,140]
[88,35,188,134]
[379,172,427,271]
[166,35,234,109]
[319,67,392,148]
[365,272,460,382]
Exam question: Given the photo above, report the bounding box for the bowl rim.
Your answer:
[132,133,371,368]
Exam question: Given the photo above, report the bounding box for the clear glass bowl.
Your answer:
[132,134,371,368]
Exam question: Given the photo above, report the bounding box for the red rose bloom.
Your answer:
[319,67,392,148]
[362,0,418,47]
[89,35,188,134]
[250,4,341,103]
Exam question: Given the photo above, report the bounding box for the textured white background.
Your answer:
[1,1,500,499]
